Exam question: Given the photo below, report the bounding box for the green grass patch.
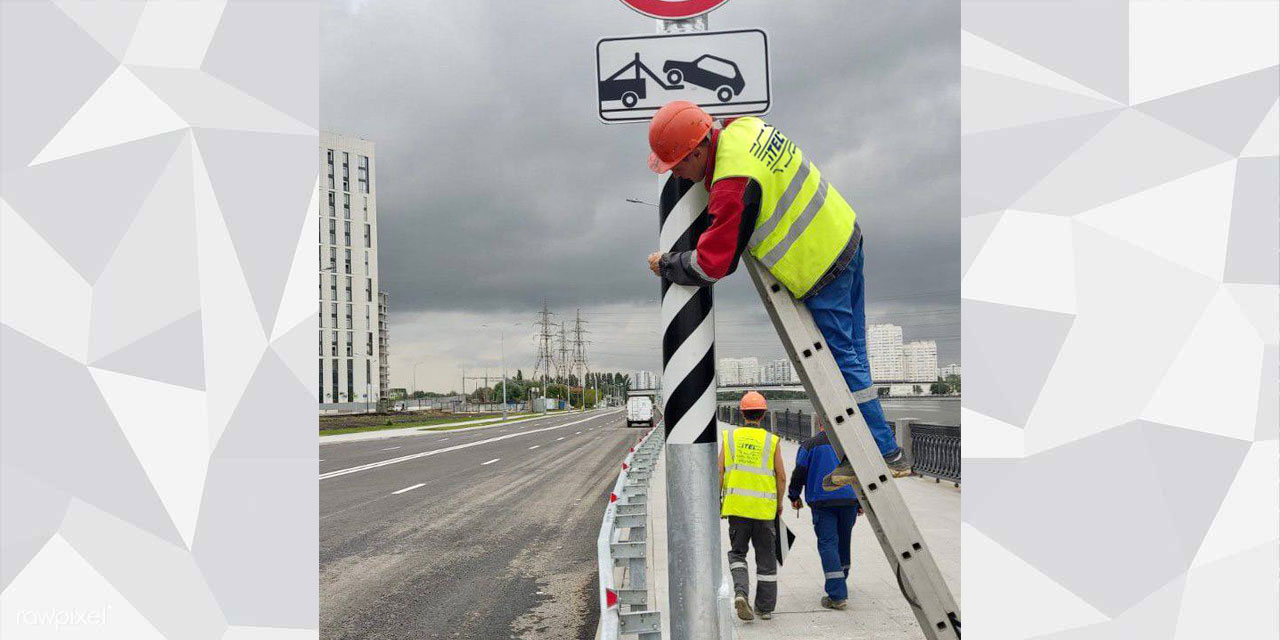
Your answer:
[319,413,532,437]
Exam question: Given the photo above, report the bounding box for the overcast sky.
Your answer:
[320,0,959,393]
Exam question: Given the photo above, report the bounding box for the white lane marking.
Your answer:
[320,410,623,480]
[438,438,449,441]
[319,460,325,462]
[528,445,540,450]
[392,483,425,495]
[556,437,564,441]
[575,431,581,434]
[381,446,401,451]
[481,458,500,466]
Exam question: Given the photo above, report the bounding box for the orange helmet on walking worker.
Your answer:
[739,390,767,412]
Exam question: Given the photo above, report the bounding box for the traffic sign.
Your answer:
[616,0,731,20]
[596,29,769,124]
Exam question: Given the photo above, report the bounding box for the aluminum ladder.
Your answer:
[743,257,961,639]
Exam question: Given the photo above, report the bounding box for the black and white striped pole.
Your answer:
[658,172,724,639]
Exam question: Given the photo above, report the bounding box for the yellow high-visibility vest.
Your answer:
[721,426,778,520]
[712,117,858,298]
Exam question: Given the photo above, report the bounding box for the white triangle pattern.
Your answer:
[1,5,316,637]
[31,66,187,166]
[965,5,1278,638]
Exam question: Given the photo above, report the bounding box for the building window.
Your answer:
[344,249,351,273]
[330,303,338,328]
[332,358,339,403]
[319,358,324,400]
[318,331,323,356]
[329,274,337,300]
[360,156,371,193]
[343,193,350,219]
[328,191,335,217]
[345,303,353,326]
[329,247,337,272]
[366,360,371,387]
[344,221,351,246]
[367,278,373,302]
[363,196,368,220]
[364,251,369,274]
[346,331,353,357]
[318,275,324,302]
[327,150,334,190]
[347,359,354,401]
[364,224,372,248]
[328,219,336,245]
[365,305,370,328]
[330,330,338,356]
[367,332,373,354]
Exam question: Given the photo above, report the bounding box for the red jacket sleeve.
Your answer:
[693,177,749,280]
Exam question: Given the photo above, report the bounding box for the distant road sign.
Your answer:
[596,29,769,124]
[617,0,731,20]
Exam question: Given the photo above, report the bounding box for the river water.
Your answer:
[719,397,960,427]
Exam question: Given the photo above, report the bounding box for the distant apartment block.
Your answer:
[904,340,939,382]
[630,370,658,390]
[717,357,760,387]
[867,323,904,381]
[762,358,798,385]
[319,131,381,410]
[940,363,961,378]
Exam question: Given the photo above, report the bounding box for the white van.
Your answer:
[626,396,654,428]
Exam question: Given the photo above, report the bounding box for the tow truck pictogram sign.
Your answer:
[596,29,770,124]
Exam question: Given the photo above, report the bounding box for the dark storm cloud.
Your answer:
[321,1,959,387]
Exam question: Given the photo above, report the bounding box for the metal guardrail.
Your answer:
[908,423,961,485]
[720,407,963,485]
[596,426,664,640]
[716,405,817,442]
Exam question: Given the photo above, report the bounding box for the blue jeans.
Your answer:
[803,240,901,457]
[812,505,858,600]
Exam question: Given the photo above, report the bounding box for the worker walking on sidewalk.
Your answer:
[719,391,786,621]
[645,100,910,484]
[788,420,859,610]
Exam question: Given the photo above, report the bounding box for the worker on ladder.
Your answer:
[719,391,787,622]
[645,100,911,484]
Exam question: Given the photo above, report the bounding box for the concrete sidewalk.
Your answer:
[649,429,960,639]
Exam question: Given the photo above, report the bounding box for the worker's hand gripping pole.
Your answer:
[659,175,725,640]
[743,256,961,640]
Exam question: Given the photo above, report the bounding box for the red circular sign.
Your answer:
[617,0,731,20]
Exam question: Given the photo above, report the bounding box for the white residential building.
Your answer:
[762,358,798,385]
[940,363,961,378]
[903,340,939,382]
[717,357,760,386]
[867,323,904,381]
[630,370,658,390]
[319,131,381,410]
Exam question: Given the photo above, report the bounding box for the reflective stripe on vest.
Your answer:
[722,426,778,520]
[713,117,858,298]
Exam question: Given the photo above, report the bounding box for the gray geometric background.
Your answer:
[1,1,317,637]
[962,1,1277,637]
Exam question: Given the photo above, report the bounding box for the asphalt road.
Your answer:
[320,408,641,639]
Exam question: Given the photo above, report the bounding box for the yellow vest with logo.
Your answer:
[712,117,858,298]
[721,426,778,520]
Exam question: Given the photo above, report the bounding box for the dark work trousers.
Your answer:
[727,516,778,613]
[812,504,858,600]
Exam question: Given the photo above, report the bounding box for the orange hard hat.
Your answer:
[739,391,767,411]
[647,100,712,173]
